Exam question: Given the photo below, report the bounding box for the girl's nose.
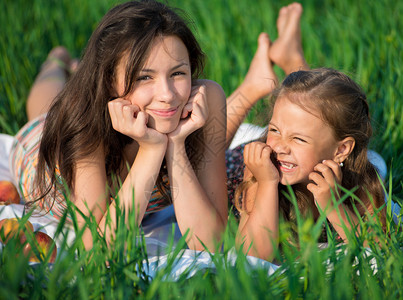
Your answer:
[271,138,290,155]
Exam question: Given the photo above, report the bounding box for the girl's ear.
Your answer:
[334,137,355,164]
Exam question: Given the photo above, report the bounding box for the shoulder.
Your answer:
[194,79,226,128]
[194,79,226,108]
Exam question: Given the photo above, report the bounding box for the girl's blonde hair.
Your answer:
[235,68,386,230]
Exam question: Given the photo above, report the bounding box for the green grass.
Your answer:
[1,188,401,299]
[1,0,402,298]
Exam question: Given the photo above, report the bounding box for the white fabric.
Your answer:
[0,203,278,279]
[143,248,279,280]
[0,134,16,184]
[0,125,400,278]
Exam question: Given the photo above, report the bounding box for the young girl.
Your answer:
[235,68,386,260]
[225,3,386,260]
[10,0,228,251]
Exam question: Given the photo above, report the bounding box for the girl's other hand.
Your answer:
[168,85,208,143]
[108,98,167,147]
[307,160,343,211]
[244,142,279,184]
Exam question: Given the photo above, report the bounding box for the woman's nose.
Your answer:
[156,79,175,102]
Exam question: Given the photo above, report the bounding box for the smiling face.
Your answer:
[266,96,340,185]
[115,35,192,134]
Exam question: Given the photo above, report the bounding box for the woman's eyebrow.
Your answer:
[140,62,189,73]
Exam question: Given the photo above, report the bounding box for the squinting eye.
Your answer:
[172,71,186,76]
[294,137,307,143]
[268,128,279,134]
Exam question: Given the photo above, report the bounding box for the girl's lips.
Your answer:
[277,160,297,172]
[148,108,178,117]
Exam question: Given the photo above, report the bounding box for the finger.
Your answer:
[245,142,256,163]
[190,84,202,96]
[196,85,207,98]
[244,143,250,165]
[308,171,326,187]
[122,104,136,121]
[306,182,319,194]
[131,104,140,117]
[109,98,131,108]
[133,111,148,136]
[108,99,133,117]
[314,162,338,186]
[182,85,206,119]
[192,96,208,122]
[322,160,343,183]
[254,143,265,162]
[136,111,149,125]
[248,142,259,163]
[108,100,124,128]
[181,102,193,118]
[261,146,272,162]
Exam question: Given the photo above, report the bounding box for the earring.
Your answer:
[339,162,344,167]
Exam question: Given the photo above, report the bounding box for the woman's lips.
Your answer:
[148,108,178,117]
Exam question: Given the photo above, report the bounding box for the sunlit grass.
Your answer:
[1,184,401,299]
[0,0,402,298]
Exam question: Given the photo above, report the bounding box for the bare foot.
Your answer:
[239,32,278,103]
[36,46,75,82]
[269,2,308,75]
[70,58,80,73]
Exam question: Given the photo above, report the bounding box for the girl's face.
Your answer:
[115,35,192,133]
[266,96,340,186]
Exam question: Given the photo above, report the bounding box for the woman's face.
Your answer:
[266,96,340,186]
[115,35,192,134]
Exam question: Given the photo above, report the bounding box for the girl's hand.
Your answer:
[168,85,208,143]
[108,98,167,147]
[244,142,279,184]
[307,160,343,211]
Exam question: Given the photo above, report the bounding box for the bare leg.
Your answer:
[26,47,76,121]
[269,2,308,75]
[226,3,309,147]
[226,33,278,147]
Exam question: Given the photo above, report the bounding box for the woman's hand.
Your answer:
[244,142,279,184]
[167,85,208,143]
[307,160,343,212]
[108,98,167,147]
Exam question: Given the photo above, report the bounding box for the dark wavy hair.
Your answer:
[31,0,205,209]
[236,68,386,232]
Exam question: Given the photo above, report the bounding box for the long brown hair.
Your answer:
[32,0,205,208]
[236,68,386,229]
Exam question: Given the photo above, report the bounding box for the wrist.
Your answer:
[314,198,336,214]
[255,173,280,185]
[138,139,167,155]
[167,134,186,148]
[257,179,279,188]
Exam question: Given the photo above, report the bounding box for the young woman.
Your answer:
[11,0,228,251]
